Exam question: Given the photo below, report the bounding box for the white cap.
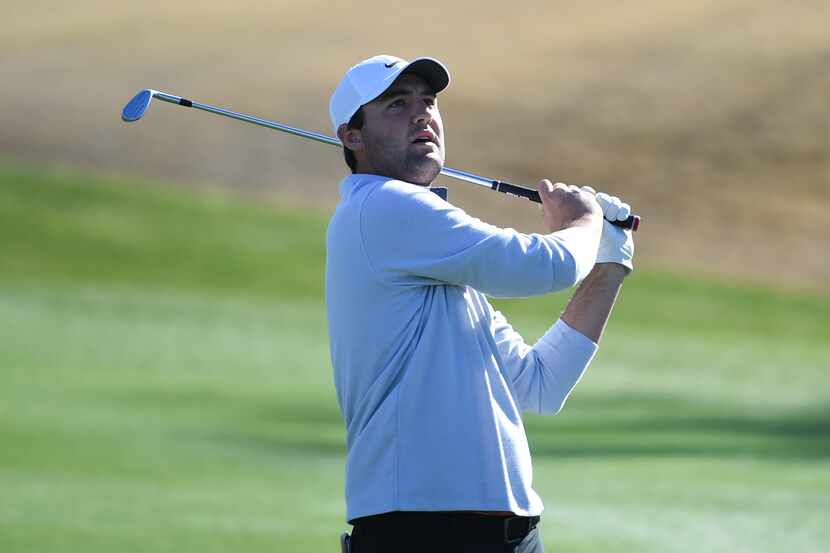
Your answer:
[329,54,451,135]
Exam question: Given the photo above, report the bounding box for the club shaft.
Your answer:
[148,90,640,231]
[153,91,340,147]
[153,92,490,183]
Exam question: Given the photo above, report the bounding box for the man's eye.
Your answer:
[389,99,405,108]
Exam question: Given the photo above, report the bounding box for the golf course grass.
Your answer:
[1,162,828,552]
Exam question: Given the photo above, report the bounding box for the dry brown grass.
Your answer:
[2,0,828,292]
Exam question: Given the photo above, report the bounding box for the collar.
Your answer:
[339,174,449,202]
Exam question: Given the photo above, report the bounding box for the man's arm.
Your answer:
[561,263,627,343]
[491,264,628,416]
[491,195,635,415]
[359,178,602,296]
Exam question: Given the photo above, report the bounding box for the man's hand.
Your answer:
[581,187,635,274]
[537,180,603,233]
[597,221,634,273]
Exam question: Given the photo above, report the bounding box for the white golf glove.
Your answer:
[581,186,635,273]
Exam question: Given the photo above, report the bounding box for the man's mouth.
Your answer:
[411,130,438,145]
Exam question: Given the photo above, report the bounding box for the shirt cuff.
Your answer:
[550,226,600,284]
[534,318,598,389]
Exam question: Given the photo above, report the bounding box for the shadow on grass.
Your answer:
[112,387,829,461]
[524,394,830,460]
[196,394,830,462]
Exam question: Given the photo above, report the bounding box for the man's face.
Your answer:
[353,73,445,186]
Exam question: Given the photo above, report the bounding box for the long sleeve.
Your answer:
[487,302,598,415]
[359,179,598,297]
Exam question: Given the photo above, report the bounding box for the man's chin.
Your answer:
[404,153,443,185]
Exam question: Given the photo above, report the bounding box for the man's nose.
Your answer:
[412,103,432,125]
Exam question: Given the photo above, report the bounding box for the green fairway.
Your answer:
[1,163,828,553]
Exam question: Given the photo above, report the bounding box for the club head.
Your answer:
[121,89,154,122]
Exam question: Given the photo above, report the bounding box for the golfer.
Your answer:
[326,55,634,553]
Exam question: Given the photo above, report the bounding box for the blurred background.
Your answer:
[1,1,828,552]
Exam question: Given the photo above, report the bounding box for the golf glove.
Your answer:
[581,186,635,273]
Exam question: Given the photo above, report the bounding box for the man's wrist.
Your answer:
[561,262,626,343]
[589,262,629,280]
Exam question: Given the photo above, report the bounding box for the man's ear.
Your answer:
[337,124,364,152]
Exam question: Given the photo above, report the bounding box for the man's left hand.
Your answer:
[581,187,635,274]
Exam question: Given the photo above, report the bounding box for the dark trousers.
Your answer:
[349,511,546,553]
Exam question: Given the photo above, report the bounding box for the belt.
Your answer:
[352,511,540,544]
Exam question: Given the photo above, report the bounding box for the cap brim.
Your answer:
[399,57,450,94]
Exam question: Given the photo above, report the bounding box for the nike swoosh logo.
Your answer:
[384,62,399,68]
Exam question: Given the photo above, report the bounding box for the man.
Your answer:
[326,55,634,553]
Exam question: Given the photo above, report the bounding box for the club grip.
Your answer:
[492,180,640,232]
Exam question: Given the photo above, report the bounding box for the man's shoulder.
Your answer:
[347,176,439,216]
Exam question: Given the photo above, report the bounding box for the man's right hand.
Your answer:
[537,179,603,234]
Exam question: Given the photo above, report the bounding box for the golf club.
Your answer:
[122,89,640,231]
